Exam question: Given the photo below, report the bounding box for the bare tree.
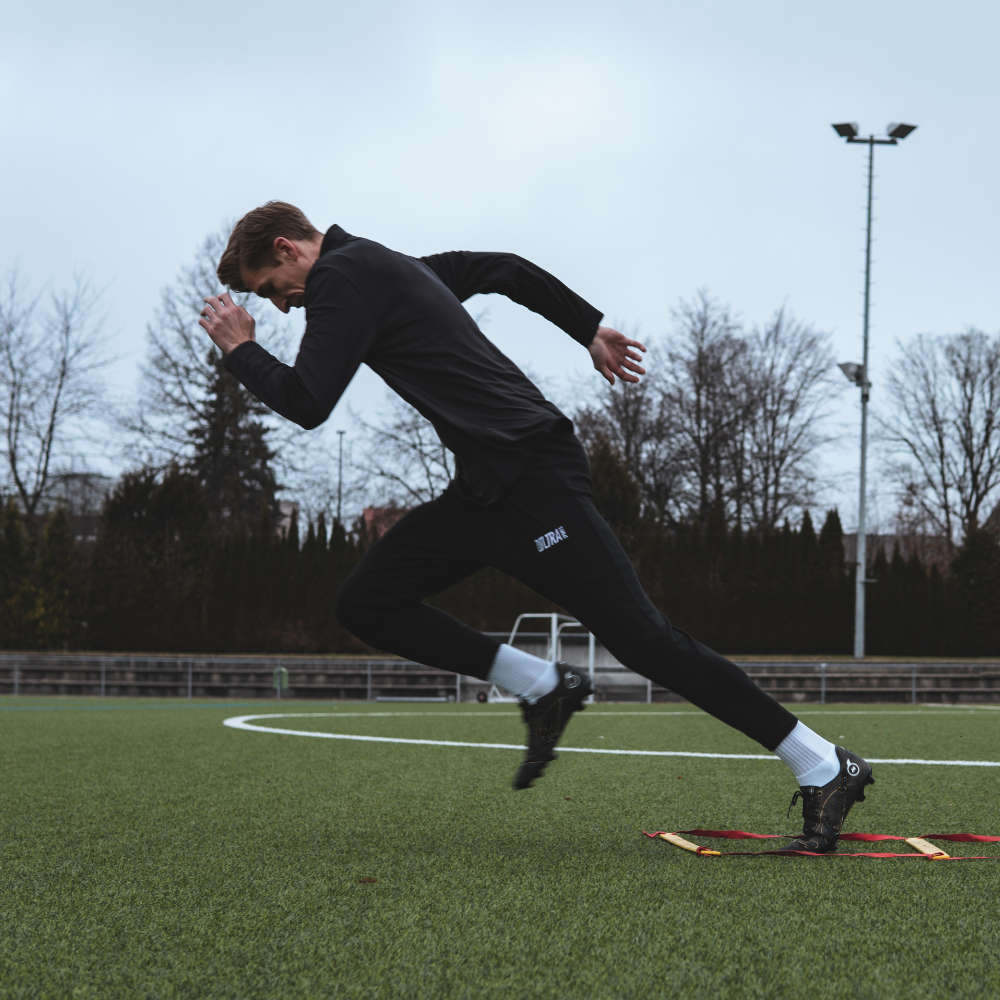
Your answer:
[882,329,1000,546]
[739,308,835,531]
[574,340,684,527]
[123,229,295,468]
[0,269,111,521]
[355,395,455,506]
[121,228,352,517]
[661,290,750,524]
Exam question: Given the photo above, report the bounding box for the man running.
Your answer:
[200,201,873,852]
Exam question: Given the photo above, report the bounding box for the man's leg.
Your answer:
[483,486,874,847]
[336,489,562,695]
[336,491,498,676]
[485,488,796,749]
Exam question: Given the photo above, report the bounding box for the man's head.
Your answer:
[217,201,323,313]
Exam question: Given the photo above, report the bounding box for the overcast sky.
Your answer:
[3,0,996,527]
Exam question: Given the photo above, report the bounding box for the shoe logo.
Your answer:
[564,672,582,689]
[847,761,861,777]
[534,525,569,552]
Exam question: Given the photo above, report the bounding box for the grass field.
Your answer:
[2,697,999,999]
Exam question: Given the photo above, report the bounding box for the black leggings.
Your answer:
[337,480,797,751]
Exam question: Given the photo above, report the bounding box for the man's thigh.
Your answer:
[484,489,661,637]
[346,490,487,603]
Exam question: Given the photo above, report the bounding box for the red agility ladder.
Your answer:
[644,829,1000,860]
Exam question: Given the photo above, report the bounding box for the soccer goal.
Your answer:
[486,612,597,703]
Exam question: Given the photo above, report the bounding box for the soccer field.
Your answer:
[2,698,998,999]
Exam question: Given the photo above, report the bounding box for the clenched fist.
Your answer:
[199,292,255,355]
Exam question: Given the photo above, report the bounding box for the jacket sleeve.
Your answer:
[419,250,603,348]
[223,266,376,430]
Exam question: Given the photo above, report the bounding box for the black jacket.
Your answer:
[224,225,603,499]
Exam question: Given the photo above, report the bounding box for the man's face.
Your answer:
[242,238,316,314]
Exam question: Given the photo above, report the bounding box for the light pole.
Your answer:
[337,429,345,525]
[832,121,917,659]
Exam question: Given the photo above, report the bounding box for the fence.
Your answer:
[625,661,1000,705]
[0,653,469,701]
[2,651,999,703]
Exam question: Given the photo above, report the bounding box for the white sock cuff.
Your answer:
[774,721,839,786]
[487,644,558,702]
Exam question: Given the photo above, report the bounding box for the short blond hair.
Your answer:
[217,201,322,290]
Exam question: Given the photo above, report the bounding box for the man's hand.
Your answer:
[588,325,646,386]
[199,292,255,355]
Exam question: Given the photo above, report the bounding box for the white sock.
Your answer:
[774,721,840,787]
[487,644,559,703]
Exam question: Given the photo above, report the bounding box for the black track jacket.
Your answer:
[223,225,604,499]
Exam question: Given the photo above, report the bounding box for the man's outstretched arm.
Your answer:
[420,250,603,346]
[421,250,645,385]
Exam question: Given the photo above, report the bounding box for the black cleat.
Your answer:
[513,663,593,790]
[782,746,875,853]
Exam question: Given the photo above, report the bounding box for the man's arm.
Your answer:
[421,251,645,385]
[420,250,603,347]
[200,269,375,429]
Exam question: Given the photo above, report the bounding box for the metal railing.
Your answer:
[2,651,999,703]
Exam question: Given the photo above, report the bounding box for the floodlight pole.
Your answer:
[834,123,916,658]
[337,429,345,525]
[854,136,875,661]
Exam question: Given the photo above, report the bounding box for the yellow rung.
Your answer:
[905,837,950,859]
[658,832,721,856]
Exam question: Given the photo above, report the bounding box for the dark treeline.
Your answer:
[4,249,1000,657]
[3,472,999,656]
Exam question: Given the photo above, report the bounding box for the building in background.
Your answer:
[843,532,952,573]
[362,505,408,540]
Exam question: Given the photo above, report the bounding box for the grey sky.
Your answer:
[3,0,996,526]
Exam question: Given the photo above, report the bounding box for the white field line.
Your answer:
[226,708,999,719]
[924,703,1000,710]
[222,713,1000,767]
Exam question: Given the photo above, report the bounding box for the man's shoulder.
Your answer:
[308,234,387,285]
[319,230,413,274]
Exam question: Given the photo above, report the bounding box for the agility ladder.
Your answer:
[644,829,1000,860]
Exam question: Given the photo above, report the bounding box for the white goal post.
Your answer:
[486,612,597,703]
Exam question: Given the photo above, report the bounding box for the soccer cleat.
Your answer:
[513,663,593,790]
[781,746,875,853]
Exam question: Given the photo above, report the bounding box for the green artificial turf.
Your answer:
[1,698,998,999]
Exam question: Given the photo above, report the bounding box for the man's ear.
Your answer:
[273,236,297,260]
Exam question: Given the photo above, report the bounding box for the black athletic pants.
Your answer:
[337,476,798,751]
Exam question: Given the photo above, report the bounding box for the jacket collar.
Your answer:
[320,224,355,255]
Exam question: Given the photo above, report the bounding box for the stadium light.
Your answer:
[832,122,859,139]
[838,362,867,387]
[832,121,918,659]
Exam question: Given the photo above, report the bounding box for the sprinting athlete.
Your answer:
[200,201,873,852]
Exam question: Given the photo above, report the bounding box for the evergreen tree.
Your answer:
[188,350,280,537]
[586,431,642,554]
[791,511,820,650]
[818,509,846,581]
[36,509,75,648]
[951,529,1000,654]
[0,500,33,647]
[329,516,347,556]
[867,547,891,653]
[89,466,210,650]
[285,507,300,551]
[799,510,817,558]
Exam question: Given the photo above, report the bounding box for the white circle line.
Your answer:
[222,708,998,719]
[222,714,1000,767]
